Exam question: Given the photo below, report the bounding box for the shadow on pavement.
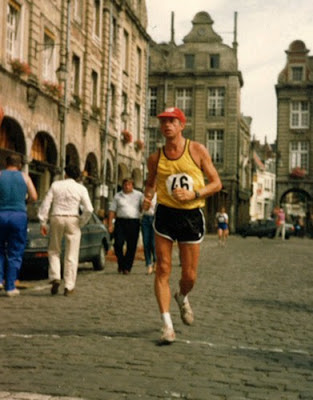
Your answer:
[243,298,313,313]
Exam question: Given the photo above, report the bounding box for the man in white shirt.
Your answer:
[108,177,142,275]
[38,165,93,295]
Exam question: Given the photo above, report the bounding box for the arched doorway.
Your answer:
[117,163,129,191]
[132,167,142,190]
[0,117,26,169]
[83,153,99,205]
[66,143,80,168]
[280,189,312,237]
[30,132,58,199]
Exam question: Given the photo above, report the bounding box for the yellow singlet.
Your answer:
[156,139,205,209]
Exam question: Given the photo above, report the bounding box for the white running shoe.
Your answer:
[6,288,20,297]
[174,292,194,325]
[160,326,176,344]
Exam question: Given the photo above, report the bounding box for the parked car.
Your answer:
[21,202,111,277]
[237,219,295,239]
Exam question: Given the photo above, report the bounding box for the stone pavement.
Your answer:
[1,235,313,400]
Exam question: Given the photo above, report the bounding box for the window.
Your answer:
[31,135,46,162]
[148,127,164,154]
[136,46,142,86]
[6,1,22,61]
[291,66,303,81]
[122,30,129,73]
[110,84,116,118]
[148,87,157,116]
[185,54,195,69]
[208,88,225,116]
[121,92,128,130]
[207,130,224,163]
[290,101,309,129]
[91,70,98,108]
[42,31,55,81]
[290,141,309,171]
[176,88,192,117]
[210,54,220,69]
[71,54,80,96]
[134,103,140,140]
[73,0,83,23]
[112,16,118,54]
[93,0,101,38]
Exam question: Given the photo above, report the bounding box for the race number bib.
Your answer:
[166,173,194,195]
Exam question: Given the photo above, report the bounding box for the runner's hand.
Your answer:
[172,188,194,202]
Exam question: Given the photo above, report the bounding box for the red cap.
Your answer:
[157,107,186,124]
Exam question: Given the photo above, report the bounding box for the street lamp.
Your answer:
[56,63,68,179]
[56,0,71,179]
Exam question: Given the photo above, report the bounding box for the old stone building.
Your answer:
[250,139,276,221]
[147,11,252,232]
[0,0,149,213]
[276,40,313,235]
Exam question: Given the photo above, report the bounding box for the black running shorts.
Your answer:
[153,204,205,243]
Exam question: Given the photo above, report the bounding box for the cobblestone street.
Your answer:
[0,235,313,400]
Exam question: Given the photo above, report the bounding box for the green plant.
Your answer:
[10,58,31,76]
[43,81,62,98]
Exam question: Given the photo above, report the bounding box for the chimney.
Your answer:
[233,11,238,56]
[170,11,175,44]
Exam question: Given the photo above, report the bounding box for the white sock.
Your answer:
[161,312,173,329]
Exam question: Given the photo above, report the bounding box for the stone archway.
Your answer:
[280,189,312,237]
[117,163,129,191]
[132,167,142,190]
[0,116,26,169]
[66,143,80,168]
[30,131,58,199]
[83,152,99,205]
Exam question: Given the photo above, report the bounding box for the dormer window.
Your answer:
[291,66,304,81]
[210,54,220,69]
[185,54,195,69]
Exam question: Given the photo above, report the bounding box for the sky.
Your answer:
[145,0,313,144]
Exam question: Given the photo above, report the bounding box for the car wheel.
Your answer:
[92,245,106,271]
[241,233,247,238]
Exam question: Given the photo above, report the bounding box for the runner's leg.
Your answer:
[154,234,173,313]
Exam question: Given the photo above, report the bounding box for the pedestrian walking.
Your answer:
[0,151,38,296]
[274,205,286,240]
[38,165,93,296]
[141,192,157,275]
[215,206,229,247]
[108,177,142,275]
[143,107,222,344]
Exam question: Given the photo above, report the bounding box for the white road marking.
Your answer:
[0,332,310,355]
